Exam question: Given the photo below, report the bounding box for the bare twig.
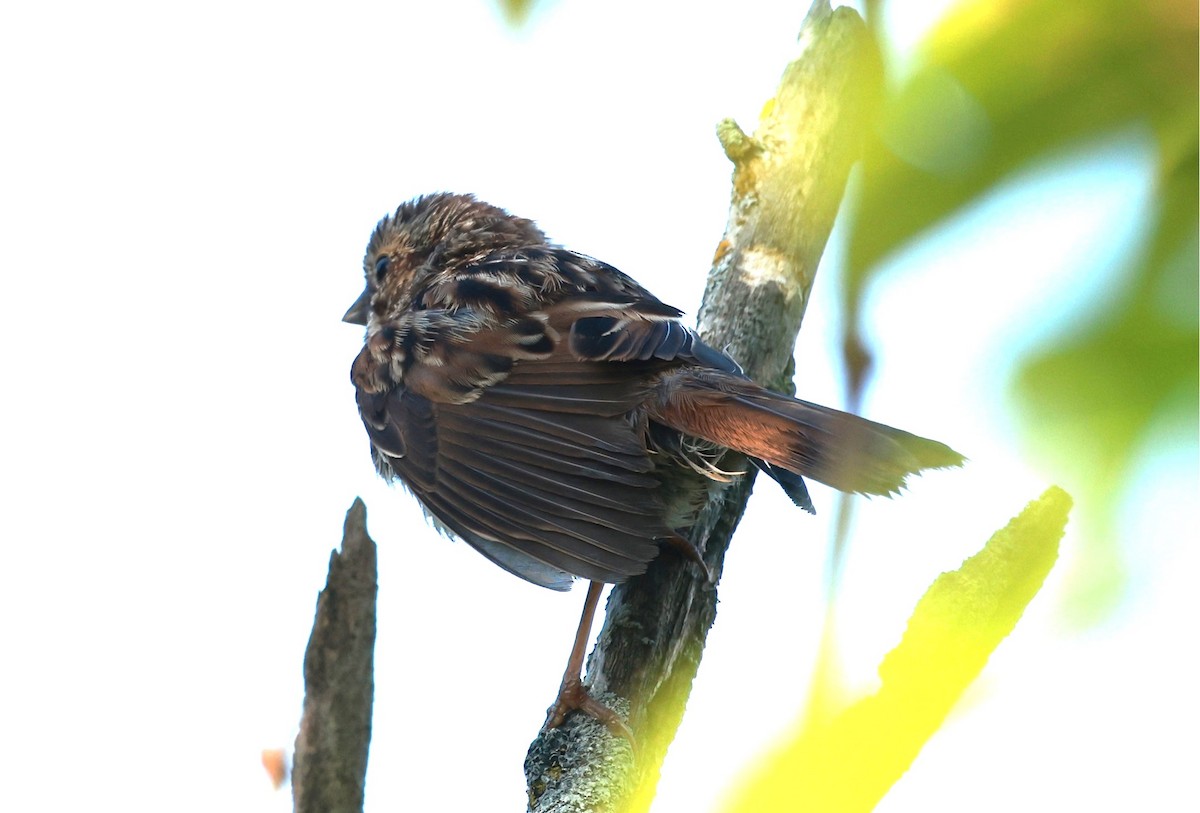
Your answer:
[293,498,378,813]
[524,2,880,810]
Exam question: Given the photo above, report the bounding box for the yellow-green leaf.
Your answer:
[723,487,1071,812]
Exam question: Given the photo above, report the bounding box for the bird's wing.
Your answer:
[351,303,671,589]
[545,287,962,502]
[558,300,740,371]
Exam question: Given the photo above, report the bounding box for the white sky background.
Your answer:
[1,0,1195,810]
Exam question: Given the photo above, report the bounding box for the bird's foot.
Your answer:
[544,675,635,747]
[666,531,715,584]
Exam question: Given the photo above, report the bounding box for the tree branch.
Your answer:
[524,2,880,810]
[293,498,378,813]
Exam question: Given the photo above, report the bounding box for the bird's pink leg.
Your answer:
[543,580,634,744]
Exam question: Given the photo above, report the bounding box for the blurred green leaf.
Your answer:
[723,488,1071,812]
[841,0,1197,619]
[494,0,544,27]
[1014,142,1198,620]
[848,0,1197,286]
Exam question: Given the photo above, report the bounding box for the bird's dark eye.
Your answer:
[374,256,390,281]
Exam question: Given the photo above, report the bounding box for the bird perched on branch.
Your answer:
[345,192,963,738]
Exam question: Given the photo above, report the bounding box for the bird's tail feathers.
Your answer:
[649,371,964,498]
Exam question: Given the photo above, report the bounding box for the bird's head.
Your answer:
[343,192,546,327]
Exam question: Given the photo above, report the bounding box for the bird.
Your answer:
[344,192,963,739]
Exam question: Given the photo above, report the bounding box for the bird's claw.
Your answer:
[544,675,636,749]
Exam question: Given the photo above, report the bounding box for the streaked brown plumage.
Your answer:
[345,192,963,734]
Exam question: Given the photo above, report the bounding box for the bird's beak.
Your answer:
[343,289,371,325]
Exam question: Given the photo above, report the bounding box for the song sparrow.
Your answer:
[345,193,962,736]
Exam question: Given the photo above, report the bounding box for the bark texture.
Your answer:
[524,2,881,810]
[293,498,379,813]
